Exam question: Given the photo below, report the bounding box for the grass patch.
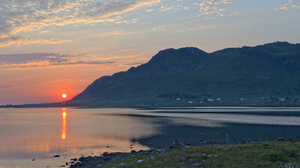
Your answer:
[104,141,300,168]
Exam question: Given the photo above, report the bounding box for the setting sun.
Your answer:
[62,93,67,99]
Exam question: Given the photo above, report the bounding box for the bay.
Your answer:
[0,107,300,168]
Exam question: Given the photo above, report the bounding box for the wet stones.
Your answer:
[102,152,109,157]
[131,150,137,153]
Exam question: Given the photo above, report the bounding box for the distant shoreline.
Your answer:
[3,101,300,108]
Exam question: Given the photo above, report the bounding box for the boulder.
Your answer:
[131,150,137,153]
[102,152,109,157]
[119,163,126,166]
[277,137,285,141]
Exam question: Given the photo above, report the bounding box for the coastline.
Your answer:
[67,138,300,168]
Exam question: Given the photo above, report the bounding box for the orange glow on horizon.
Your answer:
[61,108,67,139]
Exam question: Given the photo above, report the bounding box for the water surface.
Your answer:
[0,107,300,168]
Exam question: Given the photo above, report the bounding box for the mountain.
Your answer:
[68,41,300,107]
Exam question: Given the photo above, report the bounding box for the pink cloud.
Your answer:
[194,0,235,18]
[0,53,114,69]
[0,0,161,47]
[279,0,300,10]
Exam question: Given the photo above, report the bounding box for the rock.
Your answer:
[180,147,186,151]
[106,146,109,148]
[79,157,84,161]
[131,150,137,153]
[71,158,77,161]
[277,137,285,141]
[263,143,271,146]
[103,152,109,157]
[54,155,60,157]
[96,164,101,167]
[240,140,246,144]
[119,163,126,166]
[137,159,143,163]
[104,157,111,161]
[192,163,201,166]
[156,149,162,152]
[32,159,35,161]
[148,147,156,152]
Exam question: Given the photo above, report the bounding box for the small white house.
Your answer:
[240,98,247,101]
[207,99,214,102]
[176,98,181,101]
[188,101,193,104]
[217,98,222,101]
[279,97,286,102]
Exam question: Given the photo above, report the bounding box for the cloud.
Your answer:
[0,0,161,47]
[194,0,235,18]
[126,63,144,66]
[147,9,155,12]
[97,31,127,37]
[161,5,174,12]
[0,86,13,89]
[0,53,114,69]
[278,0,300,10]
[0,36,68,47]
[159,2,187,12]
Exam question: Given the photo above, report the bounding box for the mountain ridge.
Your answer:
[69,41,300,107]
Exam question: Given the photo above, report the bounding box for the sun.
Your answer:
[62,93,67,99]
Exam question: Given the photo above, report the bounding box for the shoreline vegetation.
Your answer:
[66,139,300,168]
[4,95,300,108]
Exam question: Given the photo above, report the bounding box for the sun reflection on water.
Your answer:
[61,108,67,140]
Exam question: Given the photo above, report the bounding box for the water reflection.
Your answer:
[0,108,150,168]
[61,108,67,139]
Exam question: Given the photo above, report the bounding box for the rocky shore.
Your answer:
[66,150,143,168]
[64,137,299,168]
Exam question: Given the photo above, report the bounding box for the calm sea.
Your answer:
[0,107,300,168]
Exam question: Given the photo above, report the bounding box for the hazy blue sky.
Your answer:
[0,0,299,105]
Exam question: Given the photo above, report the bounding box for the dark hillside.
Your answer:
[70,42,300,107]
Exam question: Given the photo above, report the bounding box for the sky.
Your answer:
[0,0,299,105]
